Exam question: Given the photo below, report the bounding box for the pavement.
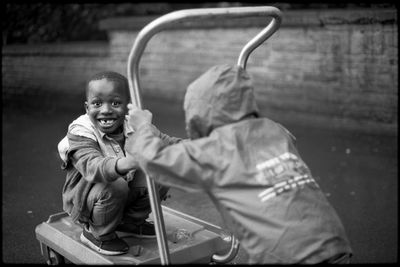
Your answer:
[2,95,398,264]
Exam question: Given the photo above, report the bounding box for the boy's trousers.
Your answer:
[85,170,169,239]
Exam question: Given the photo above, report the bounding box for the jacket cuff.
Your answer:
[103,157,122,182]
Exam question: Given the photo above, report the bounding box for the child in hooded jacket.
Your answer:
[125,64,353,264]
[57,71,181,256]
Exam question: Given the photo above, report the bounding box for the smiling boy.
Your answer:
[57,71,180,255]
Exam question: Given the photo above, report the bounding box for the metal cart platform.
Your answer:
[35,206,234,264]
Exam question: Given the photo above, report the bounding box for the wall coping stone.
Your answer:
[2,41,109,57]
[99,8,397,31]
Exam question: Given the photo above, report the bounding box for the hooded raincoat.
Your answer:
[127,64,352,264]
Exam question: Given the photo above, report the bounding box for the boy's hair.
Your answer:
[86,71,130,99]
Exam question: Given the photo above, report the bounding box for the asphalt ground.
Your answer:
[2,95,398,264]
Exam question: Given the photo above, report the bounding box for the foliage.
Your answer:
[2,3,174,44]
[3,2,395,45]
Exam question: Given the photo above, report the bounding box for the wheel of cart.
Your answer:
[35,6,281,265]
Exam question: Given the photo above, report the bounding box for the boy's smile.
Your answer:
[85,78,129,135]
[98,118,117,127]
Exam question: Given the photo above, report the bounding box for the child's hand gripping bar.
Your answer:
[127,6,282,264]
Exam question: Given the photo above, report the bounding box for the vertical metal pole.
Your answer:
[128,71,171,264]
[144,177,171,264]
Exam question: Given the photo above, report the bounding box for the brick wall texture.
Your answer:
[2,8,397,134]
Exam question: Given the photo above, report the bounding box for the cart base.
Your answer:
[35,205,232,264]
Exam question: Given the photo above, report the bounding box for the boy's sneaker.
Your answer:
[80,227,129,256]
[116,221,156,239]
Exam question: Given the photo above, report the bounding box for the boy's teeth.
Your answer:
[100,119,114,125]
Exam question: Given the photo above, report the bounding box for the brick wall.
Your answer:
[2,42,109,97]
[2,8,397,134]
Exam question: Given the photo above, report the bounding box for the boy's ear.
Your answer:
[84,101,89,114]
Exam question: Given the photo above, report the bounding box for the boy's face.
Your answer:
[85,78,129,135]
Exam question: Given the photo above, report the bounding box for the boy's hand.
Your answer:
[127,103,153,131]
[116,155,138,175]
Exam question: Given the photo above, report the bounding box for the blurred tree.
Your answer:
[2,2,395,45]
[2,3,174,45]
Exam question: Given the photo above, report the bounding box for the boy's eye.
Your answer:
[92,101,102,107]
[112,101,121,107]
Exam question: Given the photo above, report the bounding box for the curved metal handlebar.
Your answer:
[127,6,282,108]
[126,6,282,265]
[237,7,282,69]
[211,234,240,263]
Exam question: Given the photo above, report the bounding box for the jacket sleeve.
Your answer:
[126,124,213,192]
[159,131,183,145]
[67,133,121,183]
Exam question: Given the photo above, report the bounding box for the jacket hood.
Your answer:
[183,64,259,139]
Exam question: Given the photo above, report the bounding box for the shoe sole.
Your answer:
[80,233,127,256]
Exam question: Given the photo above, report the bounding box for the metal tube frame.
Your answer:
[126,6,282,265]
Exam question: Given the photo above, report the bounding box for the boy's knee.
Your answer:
[101,178,129,202]
[87,178,129,208]
[110,178,130,197]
